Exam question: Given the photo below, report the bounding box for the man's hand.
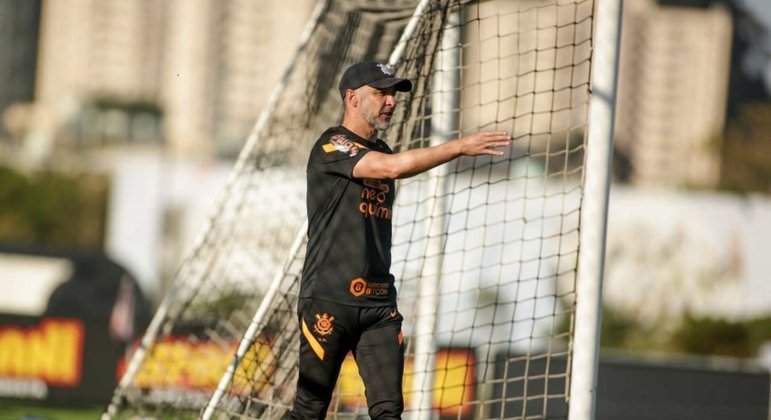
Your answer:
[455,131,512,157]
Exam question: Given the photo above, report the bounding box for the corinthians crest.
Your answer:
[313,313,335,336]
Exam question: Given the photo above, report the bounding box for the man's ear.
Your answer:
[346,89,359,107]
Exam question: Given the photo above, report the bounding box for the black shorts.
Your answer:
[289,297,404,419]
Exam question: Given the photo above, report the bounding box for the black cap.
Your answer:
[338,61,412,99]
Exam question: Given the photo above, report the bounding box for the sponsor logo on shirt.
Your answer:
[359,179,392,220]
[349,277,367,297]
[349,277,390,298]
[322,134,367,157]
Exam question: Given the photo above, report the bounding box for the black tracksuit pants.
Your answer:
[289,298,405,419]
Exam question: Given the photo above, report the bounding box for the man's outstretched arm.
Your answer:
[352,131,511,180]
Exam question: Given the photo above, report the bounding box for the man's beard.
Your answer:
[365,110,391,131]
[373,119,391,131]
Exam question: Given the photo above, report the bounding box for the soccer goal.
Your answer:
[103,0,619,419]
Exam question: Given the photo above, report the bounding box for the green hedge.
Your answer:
[671,315,771,358]
[0,165,109,249]
[599,306,771,358]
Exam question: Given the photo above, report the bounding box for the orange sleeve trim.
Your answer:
[322,141,369,153]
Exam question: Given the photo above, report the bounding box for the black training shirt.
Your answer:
[301,125,396,306]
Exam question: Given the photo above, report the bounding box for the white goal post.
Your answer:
[569,0,621,419]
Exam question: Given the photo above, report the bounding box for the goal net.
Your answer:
[104,0,598,418]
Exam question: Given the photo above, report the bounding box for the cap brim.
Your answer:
[368,77,412,92]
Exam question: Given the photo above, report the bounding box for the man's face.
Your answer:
[356,85,397,130]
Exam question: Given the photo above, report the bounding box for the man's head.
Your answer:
[339,62,412,131]
[338,62,412,100]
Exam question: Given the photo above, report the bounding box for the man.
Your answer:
[290,61,510,419]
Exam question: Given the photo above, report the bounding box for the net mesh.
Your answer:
[105,0,595,419]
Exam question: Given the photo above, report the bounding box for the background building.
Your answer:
[10,0,314,162]
[614,0,733,188]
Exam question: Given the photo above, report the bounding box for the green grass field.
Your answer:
[0,403,103,420]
